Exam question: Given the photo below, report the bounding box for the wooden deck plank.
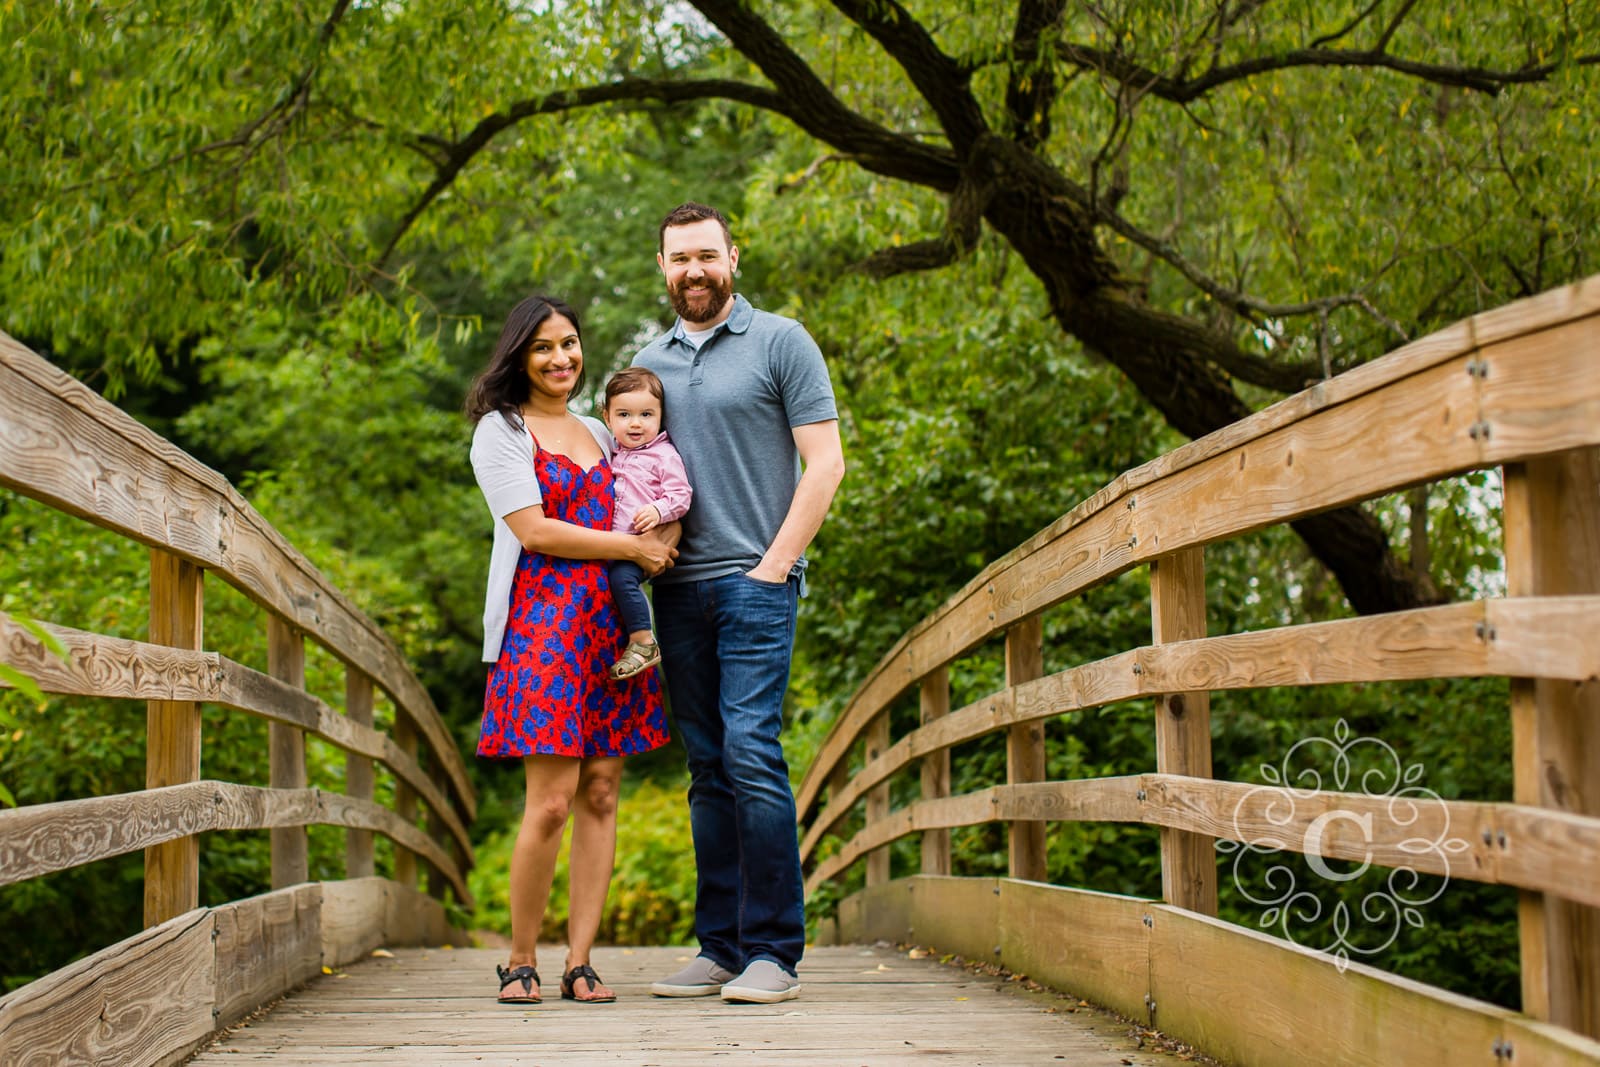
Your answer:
[188,945,1202,1066]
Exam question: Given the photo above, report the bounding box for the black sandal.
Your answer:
[497,963,541,1004]
[561,962,616,1003]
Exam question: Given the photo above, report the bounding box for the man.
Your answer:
[636,202,845,1004]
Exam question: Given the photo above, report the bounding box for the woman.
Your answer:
[466,294,676,1005]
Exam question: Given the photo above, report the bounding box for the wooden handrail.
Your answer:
[798,275,1600,1065]
[0,330,475,938]
[0,333,475,824]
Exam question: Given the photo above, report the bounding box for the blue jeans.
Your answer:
[652,572,804,975]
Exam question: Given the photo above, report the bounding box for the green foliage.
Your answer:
[468,774,697,947]
[4,0,1589,1016]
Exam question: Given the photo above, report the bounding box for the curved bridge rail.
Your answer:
[0,332,476,1066]
[797,277,1600,1067]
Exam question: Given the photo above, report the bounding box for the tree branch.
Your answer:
[686,0,960,186]
[1308,0,1385,49]
[854,238,966,279]
[1004,0,1067,149]
[852,151,995,279]
[775,153,860,195]
[376,75,957,269]
[58,0,354,195]
[1038,41,1599,102]
[1087,201,1411,389]
[823,0,989,151]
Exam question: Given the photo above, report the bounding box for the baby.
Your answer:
[602,367,692,679]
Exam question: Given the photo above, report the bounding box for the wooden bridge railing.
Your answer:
[0,332,476,1066]
[797,276,1600,1067]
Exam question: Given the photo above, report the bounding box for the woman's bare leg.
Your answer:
[564,755,624,998]
[504,754,580,999]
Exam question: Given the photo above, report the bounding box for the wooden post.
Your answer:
[920,666,952,876]
[827,759,851,863]
[1006,618,1048,883]
[426,763,447,901]
[145,548,203,927]
[393,709,419,888]
[865,711,891,887]
[344,671,376,879]
[1503,447,1600,1037]
[268,617,308,889]
[1150,547,1217,915]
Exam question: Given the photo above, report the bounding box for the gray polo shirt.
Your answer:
[633,295,837,584]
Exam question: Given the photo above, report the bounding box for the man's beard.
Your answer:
[669,275,733,324]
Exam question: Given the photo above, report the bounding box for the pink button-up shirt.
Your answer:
[611,431,692,533]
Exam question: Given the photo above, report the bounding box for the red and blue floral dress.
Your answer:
[477,442,669,759]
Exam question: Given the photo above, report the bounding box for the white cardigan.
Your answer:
[470,409,613,662]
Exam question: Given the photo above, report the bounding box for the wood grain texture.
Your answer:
[214,885,323,1026]
[0,909,216,1067]
[865,712,891,887]
[794,293,1600,828]
[1145,902,1600,1067]
[800,595,1599,873]
[0,331,475,825]
[144,548,204,927]
[801,597,1600,860]
[0,616,473,861]
[392,712,420,890]
[187,943,1181,1067]
[1000,879,1154,1023]
[1480,318,1600,463]
[919,667,952,876]
[344,672,376,878]
[1005,619,1048,882]
[806,773,1600,909]
[0,782,469,903]
[904,875,1002,964]
[316,876,464,966]
[829,875,1600,1067]
[1150,548,1216,915]
[270,616,310,890]
[321,878,389,968]
[1504,447,1600,1036]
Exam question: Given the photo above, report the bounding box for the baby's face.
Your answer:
[605,388,663,449]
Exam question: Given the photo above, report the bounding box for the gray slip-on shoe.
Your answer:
[650,956,738,997]
[720,959,801,1004]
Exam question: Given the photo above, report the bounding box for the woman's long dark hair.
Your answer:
[464,294,583,426]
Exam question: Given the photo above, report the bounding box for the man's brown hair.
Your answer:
[659,201,733,252]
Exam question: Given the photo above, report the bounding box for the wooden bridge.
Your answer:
[2,278,1599,1066]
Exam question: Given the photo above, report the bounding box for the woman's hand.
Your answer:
[632,534,677,577]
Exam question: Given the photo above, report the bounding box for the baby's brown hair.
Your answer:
[604,367,667,420]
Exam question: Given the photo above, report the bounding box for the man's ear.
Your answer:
[657,252,666,274]
[729,244,740,273]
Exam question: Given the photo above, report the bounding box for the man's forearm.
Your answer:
[755,451,845,579]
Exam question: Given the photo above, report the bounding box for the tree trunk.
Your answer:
[973,135,1441,615]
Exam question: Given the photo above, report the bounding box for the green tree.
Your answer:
[7,1,1595,613]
